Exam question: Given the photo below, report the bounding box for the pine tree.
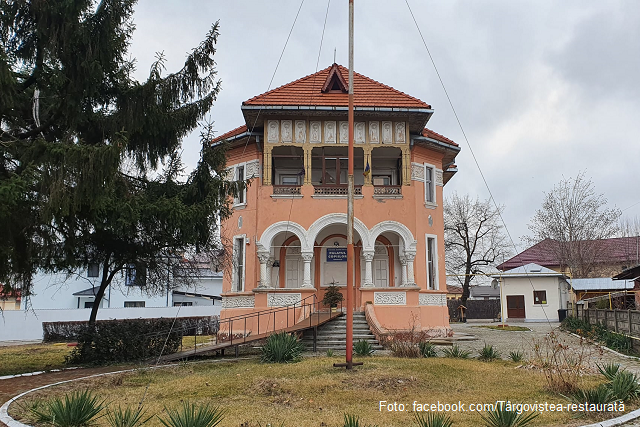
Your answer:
[0,0,241,323]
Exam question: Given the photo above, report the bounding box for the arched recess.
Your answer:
[259,221,309,253]
[307,213,372,252]
[369,220,417,254]
[375,235,395,287]
[279,236,301,288]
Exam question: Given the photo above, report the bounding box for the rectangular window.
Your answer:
[125,264,146,286]
[234,237,245,292]
[235,165,245,205]
[84,301,94,309]
[124,301,145,308]
[372,175,391,186]
[280,175,300,185]
[174,301,193,307]
[427,237,436,290]
[533,290,547,305]
[424,165,434,203]
[87,263,100,278]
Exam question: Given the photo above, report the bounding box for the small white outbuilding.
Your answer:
[493,263,570,322]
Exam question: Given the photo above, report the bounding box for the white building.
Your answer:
[494,263,570,322]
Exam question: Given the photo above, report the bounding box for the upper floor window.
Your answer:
[235,165,245,205]
[426,235,438,290]
[87,263,100,278]
[424,164,435,204]
[125,263,146,286]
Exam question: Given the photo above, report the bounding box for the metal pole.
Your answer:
[346,0,355,368]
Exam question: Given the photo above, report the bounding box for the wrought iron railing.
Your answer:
[373,185,402,196]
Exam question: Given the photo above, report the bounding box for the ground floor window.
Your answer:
[533,290,547,304]
[426,236,436,290]
[124,301,145,308]
[233,236,246,292]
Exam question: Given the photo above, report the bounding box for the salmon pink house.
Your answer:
[215,64,460,336]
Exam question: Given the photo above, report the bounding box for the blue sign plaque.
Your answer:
[326,248,347,262]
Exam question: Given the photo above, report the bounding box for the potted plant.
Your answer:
[322,282,344,312]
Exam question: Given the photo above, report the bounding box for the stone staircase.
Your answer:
[301,311,383,352]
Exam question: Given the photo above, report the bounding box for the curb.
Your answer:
[0,367,80,381]
[568,332,639,360]
[579,407,640,427]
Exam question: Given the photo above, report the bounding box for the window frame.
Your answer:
[232,234,247,292]
[87,263,100,278]
[533,290,547,305]
[234,164,246,206]
[424,163,436,206]
[124,301,146,308]
[425,234,439,290]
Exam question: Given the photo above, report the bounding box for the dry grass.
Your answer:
[10,356,613,427]
[0,343,73,376]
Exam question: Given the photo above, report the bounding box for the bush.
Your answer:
[532,331,589,393]
[561,317,634,354]
[322,285,344,307]
[567,384,616,405]
[261,332,305,363]
[30,390,105,427]
[354,340,374,356]
[478,344,500,361]
[158,402,224,427]
[508,351,524,363]
[419,342,438,358]
[481,407,539,427]
[597,362,621,381]
[442,345,471,359]
[414,412,453,427]
[608,370,640,401]
[106,406,152,427]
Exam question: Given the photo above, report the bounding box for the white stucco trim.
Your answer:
[370,221,418,253]
[307,213,372,251]
[259,221,309,252]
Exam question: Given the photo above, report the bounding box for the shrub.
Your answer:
[481,407,539,427]
[419,342,438,358]
[326,349,334,357]
[261,332,305,363]
[442,345,471,359]
[567,384,616,405]
[322,284,344,307]
[597,362,621,381]
[478,344,500,361]
[607,370,640,401]
[342,413,377,427]
[30,390,105,427]
[414,412,453,427]
[508,351,524,363]
[106,406,152,427]
[532,331,589,393]
[158,402,224,427]
[354,340,374,356]
[561,317,634,354]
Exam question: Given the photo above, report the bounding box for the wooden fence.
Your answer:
[570,303,640,339]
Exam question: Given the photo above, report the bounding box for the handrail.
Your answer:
[222,293,318,321]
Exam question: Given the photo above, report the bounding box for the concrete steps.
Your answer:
[302,312,383,352]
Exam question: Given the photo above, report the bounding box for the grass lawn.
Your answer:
[12,356,612,427]
[0,343,73,376]
[475,325,531,332]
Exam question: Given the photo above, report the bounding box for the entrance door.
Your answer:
[506,295,526,319]
[286,259,300,288]
[373,259,388,287]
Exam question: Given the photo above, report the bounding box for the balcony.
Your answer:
[373,185,402,199]
[313,185,363,198]
[272,185,302,198]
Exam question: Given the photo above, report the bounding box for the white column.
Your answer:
[257,251,270,288]
[400,255,408,286]
[267,257,275,288]
[405,252,416,286]
[301,252,314,288]
[362,251,375,287]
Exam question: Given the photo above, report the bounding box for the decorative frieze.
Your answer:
[394,122,406,144]
[281,120,293,143]
[435,169,444,187]
[382,121,393,144]
[324,121,337,143]
[355,122,365,144]
[267,120,279,143]
[267,293,302,307]
[295,120,306,143]
[369,121,380,143]
[222,295,255,309]
[419,293,447,306]
[224,167,234,182]
[245,160,260,179]
[339,121,348,144]
[374,291,406,305]
[310,121,322,143]
[411,163,425,181]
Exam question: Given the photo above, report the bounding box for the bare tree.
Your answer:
[445,193,511,304]
[618,216,640,267]
[526,172,621,278]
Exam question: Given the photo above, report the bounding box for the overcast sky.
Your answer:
[127,1,640,251]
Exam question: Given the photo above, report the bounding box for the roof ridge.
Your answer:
[243,65,334,105]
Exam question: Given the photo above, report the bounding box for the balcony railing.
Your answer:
[374,185,402,196]
[273,185,301,195]
[314,185,362,196]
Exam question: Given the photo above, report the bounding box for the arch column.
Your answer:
[257,251,271,288]
[301,252,314,288]
[362,251,375,288]
[405,251,416,286]
[400,255,408,286]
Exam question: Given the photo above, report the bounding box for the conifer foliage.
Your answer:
[0,0,241,323]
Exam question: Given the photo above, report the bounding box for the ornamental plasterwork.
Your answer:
[267,120,279,143]
[286,245,301,255]
[224,167,234,182]
[222,295,255,309]
[267,293,302,307]
[374,291,407,305]
[381,121,393,144]
[310,121,322,143]
[411,163,425,181]
[394,122,406,144]
[419,293,447,306]
[295,120,306,143]
[435,169,444,187]
[369,121,380,143]
[324,121,337,143]
[355,122,365,144]
[281,120,293,143]
[245,160,260,179]
[374,244,387,255]
[339,121,348,144]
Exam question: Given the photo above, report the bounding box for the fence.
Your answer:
[448,299,501,321]
[0,305,220,342]
[570,303,640,339]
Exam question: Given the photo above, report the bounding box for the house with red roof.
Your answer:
[216,64,460,335]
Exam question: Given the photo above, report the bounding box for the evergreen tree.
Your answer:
[0,0,241,323]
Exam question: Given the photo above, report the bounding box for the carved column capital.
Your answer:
[257,251,271,264]
[362,251,375,262]
[301,252,314,262]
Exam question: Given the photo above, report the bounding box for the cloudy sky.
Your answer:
[127,0,640,250]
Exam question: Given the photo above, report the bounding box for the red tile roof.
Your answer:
[447,285,463,294]
[498,237,640,271]
[243,64,431,109]
[211,125,248,144]
[422,128,459,147]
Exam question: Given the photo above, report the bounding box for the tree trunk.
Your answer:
[88,257,114,326]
